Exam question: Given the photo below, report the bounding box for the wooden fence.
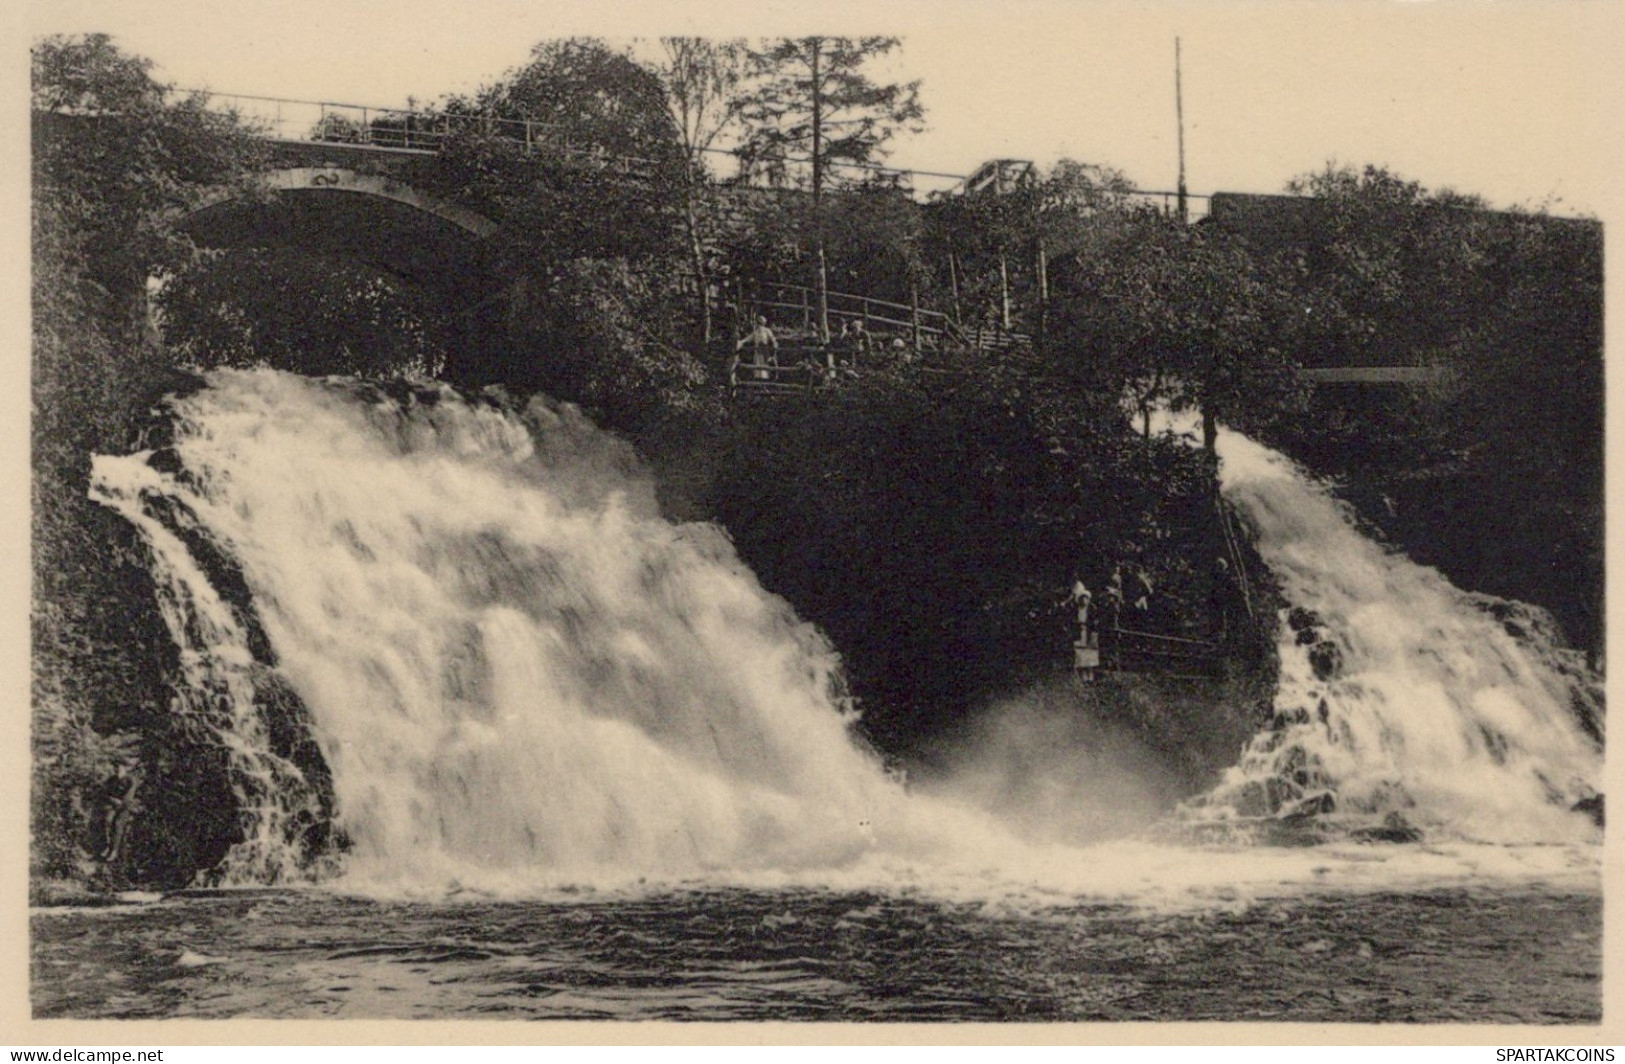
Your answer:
[1099,625,1224,680]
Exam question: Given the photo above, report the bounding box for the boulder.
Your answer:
[1287,606,1322,632]
[1352,811,1422,844]
[1308,640,1343,681]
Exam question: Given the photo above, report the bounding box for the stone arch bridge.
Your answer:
[179,144,531,383]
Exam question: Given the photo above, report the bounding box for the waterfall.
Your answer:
[88,371,1602,895]
[1186,428,1602,843]
[90,369,981,891]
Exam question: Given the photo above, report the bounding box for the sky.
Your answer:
[23,0,1625,215]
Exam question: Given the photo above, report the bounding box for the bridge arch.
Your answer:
[176,167,522,382]
[182,167,508,290]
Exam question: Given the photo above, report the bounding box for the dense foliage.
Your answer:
[1238,165,1604,655]
[156,249,454,376]
[709,358,1255,752]
[1048,210,1308,450]
[734,37,926,340]
[32,35,264,888]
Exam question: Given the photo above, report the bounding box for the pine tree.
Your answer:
[737,37,924,340]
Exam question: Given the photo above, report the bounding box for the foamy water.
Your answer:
[1195,428,1602,845]
[89,371,1602,904]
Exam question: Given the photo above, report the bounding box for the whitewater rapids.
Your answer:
[88,369,1601,904]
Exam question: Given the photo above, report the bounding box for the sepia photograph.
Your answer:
[17,0,1617,1036]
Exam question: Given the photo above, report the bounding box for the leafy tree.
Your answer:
[1277,164,1493,367]
[923,162,1036,335]
[711,356,1249,754]
[925,159,1138,343]
[1049,213,1306,451]
[33,34,265,305]
[647,37,751,343]
[1446,210,1603,653]
[823,179,931,313]
[736,37,925,340]
[1036,160,1141,259]
[422,38,689,269]
[448,37,684,167]
[502,258,723,447]
[1233,164,1603,658]
[409,39,709,392]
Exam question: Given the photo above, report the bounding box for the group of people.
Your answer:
[728,313,899,389]
[1069,565,1156,640]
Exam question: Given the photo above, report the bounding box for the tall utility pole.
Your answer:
[808,37,831,343]
[1175,37,1189,225]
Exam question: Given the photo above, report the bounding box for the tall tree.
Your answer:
[449,37,683,166]
[648,37,750,343]
[33,34,264,311]
[424,37,689,268]
[737,37,924,340]
[1278,164,1493,367]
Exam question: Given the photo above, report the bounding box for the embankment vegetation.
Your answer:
[32,34,266,889]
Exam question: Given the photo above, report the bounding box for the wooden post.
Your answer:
[910,282,922,356]
[993,162,1012,331]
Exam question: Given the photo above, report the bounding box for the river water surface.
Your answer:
[31,878,1601,1022]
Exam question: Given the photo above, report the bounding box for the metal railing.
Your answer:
[1215,496,1256,621]
[192,90,665,174]
[1100,625,1223,679]
[728,355,852,396]
[80,87,1229,211]
[180,89,970,195]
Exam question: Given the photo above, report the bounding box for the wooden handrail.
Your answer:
[751,299,947,340]
[1215,496,1256,621]
[1107,626,1220,650]
[754,280,944,321]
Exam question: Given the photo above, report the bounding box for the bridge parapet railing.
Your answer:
[179,90,975,197]
[193,91,661,174]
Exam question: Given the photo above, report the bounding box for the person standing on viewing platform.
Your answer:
[848,318,872,361]
[738,315,779,380]
[1070,580,1100,677]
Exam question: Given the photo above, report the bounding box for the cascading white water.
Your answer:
[89,370,1602,898]
[89,369,1003,892]
[88,458,329,883]
[1190,427,1602,843]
